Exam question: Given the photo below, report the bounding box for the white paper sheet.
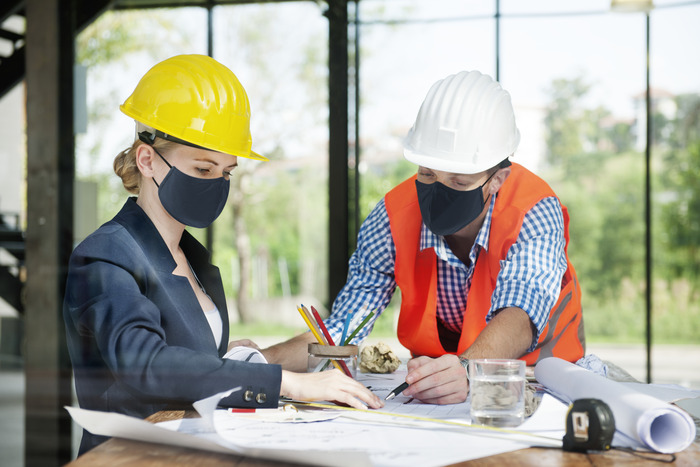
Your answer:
[188,391,556,467]
[357,369,471,420]
[223,346,268,363]
[67,382,570,466]
[66,404,370,467]
[620,382,700,404]
[534,357,696,454]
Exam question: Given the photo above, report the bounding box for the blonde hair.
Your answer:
[113,137,178,194]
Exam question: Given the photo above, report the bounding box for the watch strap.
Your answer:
[458,357,470,376]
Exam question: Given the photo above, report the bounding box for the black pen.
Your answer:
[385,381,409,401]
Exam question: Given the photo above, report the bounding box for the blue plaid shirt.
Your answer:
[325,192,568,352]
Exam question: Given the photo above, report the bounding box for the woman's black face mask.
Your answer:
[150,145,230,229]
[415,171,496,236]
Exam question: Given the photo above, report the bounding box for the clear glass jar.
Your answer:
[307,343,358,379]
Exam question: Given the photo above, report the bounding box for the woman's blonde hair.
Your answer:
[113,137,178,194]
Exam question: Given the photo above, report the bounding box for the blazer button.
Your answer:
[243,389,254,402]
[255,392,267,404]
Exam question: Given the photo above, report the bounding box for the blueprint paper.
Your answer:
[535,357,696,453]
[67,369,575,466]
[357,369,471,419]
[65,404,369,466]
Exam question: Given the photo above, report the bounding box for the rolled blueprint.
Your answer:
[534,357,696,453]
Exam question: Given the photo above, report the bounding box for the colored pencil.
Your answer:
[310,306,335,345]
[301,305,326,344]
[343,310,375,345]
[297,306,344,373]
[340,312,353,348]
[310,306,353,377]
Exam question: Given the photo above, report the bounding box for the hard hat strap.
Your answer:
[138,130,210,152]
[497,158,512,169]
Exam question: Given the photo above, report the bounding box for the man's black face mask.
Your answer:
[415,171,496,236]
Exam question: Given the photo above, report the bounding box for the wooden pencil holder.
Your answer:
[307,343,358,378]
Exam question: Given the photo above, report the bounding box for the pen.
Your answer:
[385,381,409,401]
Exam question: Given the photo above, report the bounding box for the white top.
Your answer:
[203,307,222,348]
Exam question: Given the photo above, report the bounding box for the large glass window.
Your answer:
[75,3,329,340]
[650,0,700,387]
[70,0,700,385]
[501,2,649,375]
[355,0,700,386]
[356,0,495,206]
[212,3,329,333]
[355,0,496,336]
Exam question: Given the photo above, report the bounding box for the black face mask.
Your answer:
[151,147,230,229]
[415,172,495,236]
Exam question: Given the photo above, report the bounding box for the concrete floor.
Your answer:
[0,370,23,467]
[2,342,699,467]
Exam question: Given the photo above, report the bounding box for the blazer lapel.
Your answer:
[181,230,230,356]
[113,198,222,354]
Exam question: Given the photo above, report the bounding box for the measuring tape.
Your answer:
[563,398,615,452]
[290,401,561,444]
[291,397,615,452]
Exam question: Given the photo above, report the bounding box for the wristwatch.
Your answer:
[458,357,470,376]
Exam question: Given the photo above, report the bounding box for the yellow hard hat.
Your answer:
[120,54,267,161]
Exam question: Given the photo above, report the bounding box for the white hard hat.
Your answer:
[403,70,520,174]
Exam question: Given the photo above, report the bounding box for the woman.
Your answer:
[63,54,381,454]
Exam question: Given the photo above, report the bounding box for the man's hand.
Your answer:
[401,308,533,405]
[402,354,469,405]
[227,339,261,352]
[261,332,317,372]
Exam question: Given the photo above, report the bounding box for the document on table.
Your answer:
[66,370,568,467]
[356,369,471,420]
[162,387,563,467]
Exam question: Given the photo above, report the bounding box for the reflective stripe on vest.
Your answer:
[385,163,585,365]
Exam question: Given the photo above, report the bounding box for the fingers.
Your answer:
[327,370,384,410]
[227,339,261,351]
[406,355,432,372]
[403,355,468,404]
[405,354,456,385]
[280,370,384,410]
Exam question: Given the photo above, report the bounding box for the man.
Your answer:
[263,70,584,405]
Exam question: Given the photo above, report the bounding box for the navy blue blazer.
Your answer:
[64,197,281,453]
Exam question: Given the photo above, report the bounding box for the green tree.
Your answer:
[213,5,328,322]
[543,76,590,171]
[542,77,700,343]
[542,76,648,341]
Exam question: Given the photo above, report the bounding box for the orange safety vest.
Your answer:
[384,163,585,365]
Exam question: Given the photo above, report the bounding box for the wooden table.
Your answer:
[66,409,700,467]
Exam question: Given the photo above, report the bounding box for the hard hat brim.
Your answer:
[403,145,508,175]
[246,150,268,162]
[122,105,268,162]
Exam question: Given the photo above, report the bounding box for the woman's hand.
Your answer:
[280,370,384,410]
[227,339,261,352]
[402,354,469,404]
